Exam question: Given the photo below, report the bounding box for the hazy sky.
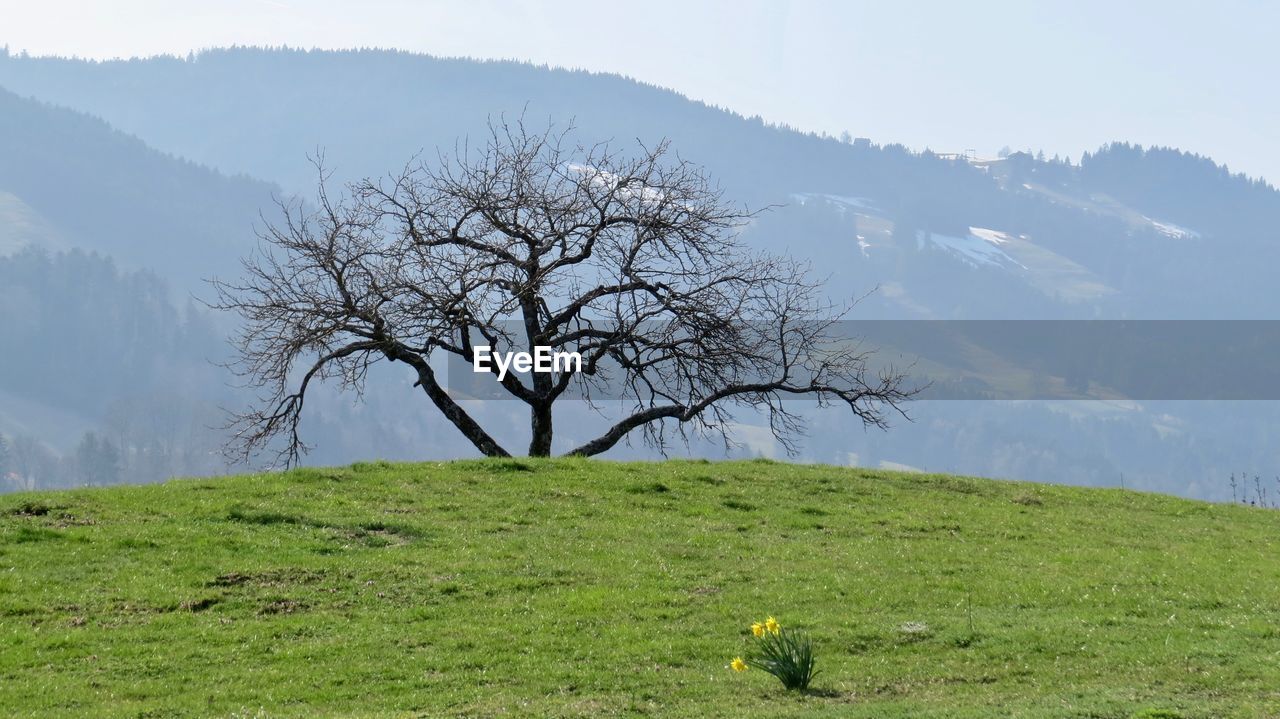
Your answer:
[3,0,1277,181]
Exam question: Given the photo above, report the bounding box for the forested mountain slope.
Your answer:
[2,48,1277,318]
[0,86,275,291]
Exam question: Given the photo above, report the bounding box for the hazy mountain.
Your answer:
[3,48,1277,320]
[0,86,275,291]
[2,47,1278,498]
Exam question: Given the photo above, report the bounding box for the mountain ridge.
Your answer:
[0,85,278,291]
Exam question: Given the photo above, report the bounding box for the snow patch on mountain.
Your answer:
[1143,216,1200,239]
[566,163,665,204]
[917,227,1026,270]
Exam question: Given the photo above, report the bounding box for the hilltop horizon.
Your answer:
[2,42,1275,190]
[6,1,1280,184]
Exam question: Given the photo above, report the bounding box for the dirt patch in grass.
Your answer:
[4,500,94,527]
[208,568,328,588]
[7,500,57,517]
[259,598,307,615]
[627,481,672,495]
[226,506,306,526]
[179,596,221,612]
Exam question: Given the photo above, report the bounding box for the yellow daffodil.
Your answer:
[751,622,765,637]
[730,657,748,672]
[765,616,780,635]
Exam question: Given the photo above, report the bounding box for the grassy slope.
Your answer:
[2,459,1279,718]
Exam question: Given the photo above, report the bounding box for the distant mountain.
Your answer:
[0,89,275,486]
[2,47,1277,319]
[2,47,1280,498]
[0,47,870,202]
[0,86,276,291]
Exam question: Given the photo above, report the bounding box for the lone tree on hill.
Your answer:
[215,121,910,463]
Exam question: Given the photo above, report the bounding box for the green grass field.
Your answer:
[2,459,1279,718]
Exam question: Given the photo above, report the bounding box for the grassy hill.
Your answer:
[2,459,1279,718]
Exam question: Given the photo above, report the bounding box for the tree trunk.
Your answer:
[528,402,553,456]
[396,350,510,457]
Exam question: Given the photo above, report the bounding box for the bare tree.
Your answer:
[214,120,910,463]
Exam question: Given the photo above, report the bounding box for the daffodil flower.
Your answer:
[730,657,748,672]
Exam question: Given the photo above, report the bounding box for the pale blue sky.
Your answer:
[2,0,1276,181]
